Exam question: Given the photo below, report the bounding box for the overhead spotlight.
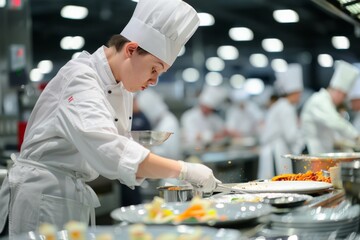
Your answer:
[30,68,44,82]
[205,57,225,71]
[249,54,268,68]
[331,36,350,49]
[273,9,299,23]
[61,5,88,20]
[229,74,246,89]
[317,54,333,67]
[262,38,283,52]
[37,60,53,74]
[244,78,265,95]
[217,45,239,60]
[182,68,199,83]
[198,12,215,26]
[205,72,223,86]
[271,59,288,72]
[229,27,254,41]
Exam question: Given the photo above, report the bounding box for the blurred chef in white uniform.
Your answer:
[137,89,182,159]
[226,89,264,138]
[258,64,304,179]
[181,85,228,150]
[0,0,220,236]
[301,60,360,154]
[348,75,360,131]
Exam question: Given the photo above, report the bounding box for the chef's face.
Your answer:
[331,89,346,106]
[120,42,170,92]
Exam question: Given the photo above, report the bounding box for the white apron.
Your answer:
[0,154,99,237]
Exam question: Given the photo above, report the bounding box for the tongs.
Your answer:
[215,183,252,194]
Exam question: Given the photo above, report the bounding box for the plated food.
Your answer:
[271,170,331,183]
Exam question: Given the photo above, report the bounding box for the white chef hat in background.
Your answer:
[198,85,228,109]
[330,60,360,94]
[121,0,199,66]
[137,88,168,126]
[230,89,250,103]
[274,63,304,95]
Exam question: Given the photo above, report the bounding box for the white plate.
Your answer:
[229,181,332,193]
[111,202,272,227]
[209,193,313,204]
[6,225,243,240]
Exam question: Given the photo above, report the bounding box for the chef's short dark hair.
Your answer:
[107,35,148,55]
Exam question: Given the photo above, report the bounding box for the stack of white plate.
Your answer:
[270,201,360,239]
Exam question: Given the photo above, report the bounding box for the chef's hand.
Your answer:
[178,161,221,193]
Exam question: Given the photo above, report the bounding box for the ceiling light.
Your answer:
[182,68,199,83]
[229,27,254,41]
[244,78,265,95]
[338,0,360,15]
[262,38,283,52]
[205,57,225,71]
[317,54,334,67]
[217,45,239,60]
[61,5,88,20]
[271,59,288,72]
[37,60,53,74]
[30,68,44,82]
[273,9,299,23]
[205,72,223,86]
[249,53,268,68]
[0,0,6,8]
[72,52,82,59]
[198,13,215,26]
[331,36,350,49]
[229,74,246,89]
[60,36,85,50]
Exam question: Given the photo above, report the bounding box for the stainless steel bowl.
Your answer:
[130,131,173,147]
[283,152,360,173]
[157,186,202,202]
[341,160,360,204]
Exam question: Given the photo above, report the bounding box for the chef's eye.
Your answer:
[151,68,157,74]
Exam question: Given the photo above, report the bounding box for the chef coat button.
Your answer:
[114,118,118,122]
[108,90,112,94]
[129,116,132,120]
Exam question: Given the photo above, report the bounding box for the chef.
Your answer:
[226,89,264,138]
[0,0,220,236]
[301,60,360,154]
[348,75,360,131]
[258,64,304,179]
[181,85,228,150]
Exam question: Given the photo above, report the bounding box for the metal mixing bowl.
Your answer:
[157,186,194,202]
[130,131,173,147]
[282,152,360,173]
[341,160,360,204]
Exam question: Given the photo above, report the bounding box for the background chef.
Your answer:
[0,0,220,236]
[301,60,360,154]
[258,64,304,179]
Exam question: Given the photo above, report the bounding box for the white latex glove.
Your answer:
[178,161,221,193]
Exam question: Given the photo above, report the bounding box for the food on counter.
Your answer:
[95,233,113,240]
[128,224,153,240]
[231,196,263,203]
[38,223,58,240]
[271,170,331,183]
[167,186,183,191]
[64,221,87,240]
[144,196,226,224]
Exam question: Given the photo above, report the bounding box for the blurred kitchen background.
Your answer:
[1,0,360,223]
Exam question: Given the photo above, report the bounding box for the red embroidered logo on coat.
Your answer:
[68,96,74,103]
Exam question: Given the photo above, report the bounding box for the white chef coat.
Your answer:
[300,88,358,154]
[258,98,303,179]
[351,111,360,132]
[225,101,264,137]
[0,46,150,236]
[180,107,225,149]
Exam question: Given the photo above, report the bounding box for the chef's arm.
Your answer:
[136,152,220,192]
[136,152,181,179]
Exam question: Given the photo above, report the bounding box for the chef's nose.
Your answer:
[149,77,159,86]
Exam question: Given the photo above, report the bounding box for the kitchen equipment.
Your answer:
[157,185,201,202]
[130,130,173,147]
[216,183,253,194]
[283,152,360,173]
[264,196,308,208]
[341,160,360,204]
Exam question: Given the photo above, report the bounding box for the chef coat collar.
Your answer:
[89,46,128,93]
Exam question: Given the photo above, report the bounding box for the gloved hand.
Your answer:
[177,160,221,193]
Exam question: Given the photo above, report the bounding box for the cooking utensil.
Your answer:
[215,183,253,194]
[283,152,360,173]
[157,185,202,202]
[130,131,173,147]
[263,196,308,208]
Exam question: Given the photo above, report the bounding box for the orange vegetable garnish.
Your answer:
[271,170,331,183]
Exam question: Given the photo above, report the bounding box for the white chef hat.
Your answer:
[137,89,168,126]
[230,89,250,103]
[121,0,199,66]
[199,85,228,109]
[274,63,303,95]
[330,60,360,93]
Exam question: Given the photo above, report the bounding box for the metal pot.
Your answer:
[283,152,360,173]
[341,160,360,204]
[157,186,202,202]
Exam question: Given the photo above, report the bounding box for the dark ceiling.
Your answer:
[30,0,360,88]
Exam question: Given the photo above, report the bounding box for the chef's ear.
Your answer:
[124,42,139,57]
